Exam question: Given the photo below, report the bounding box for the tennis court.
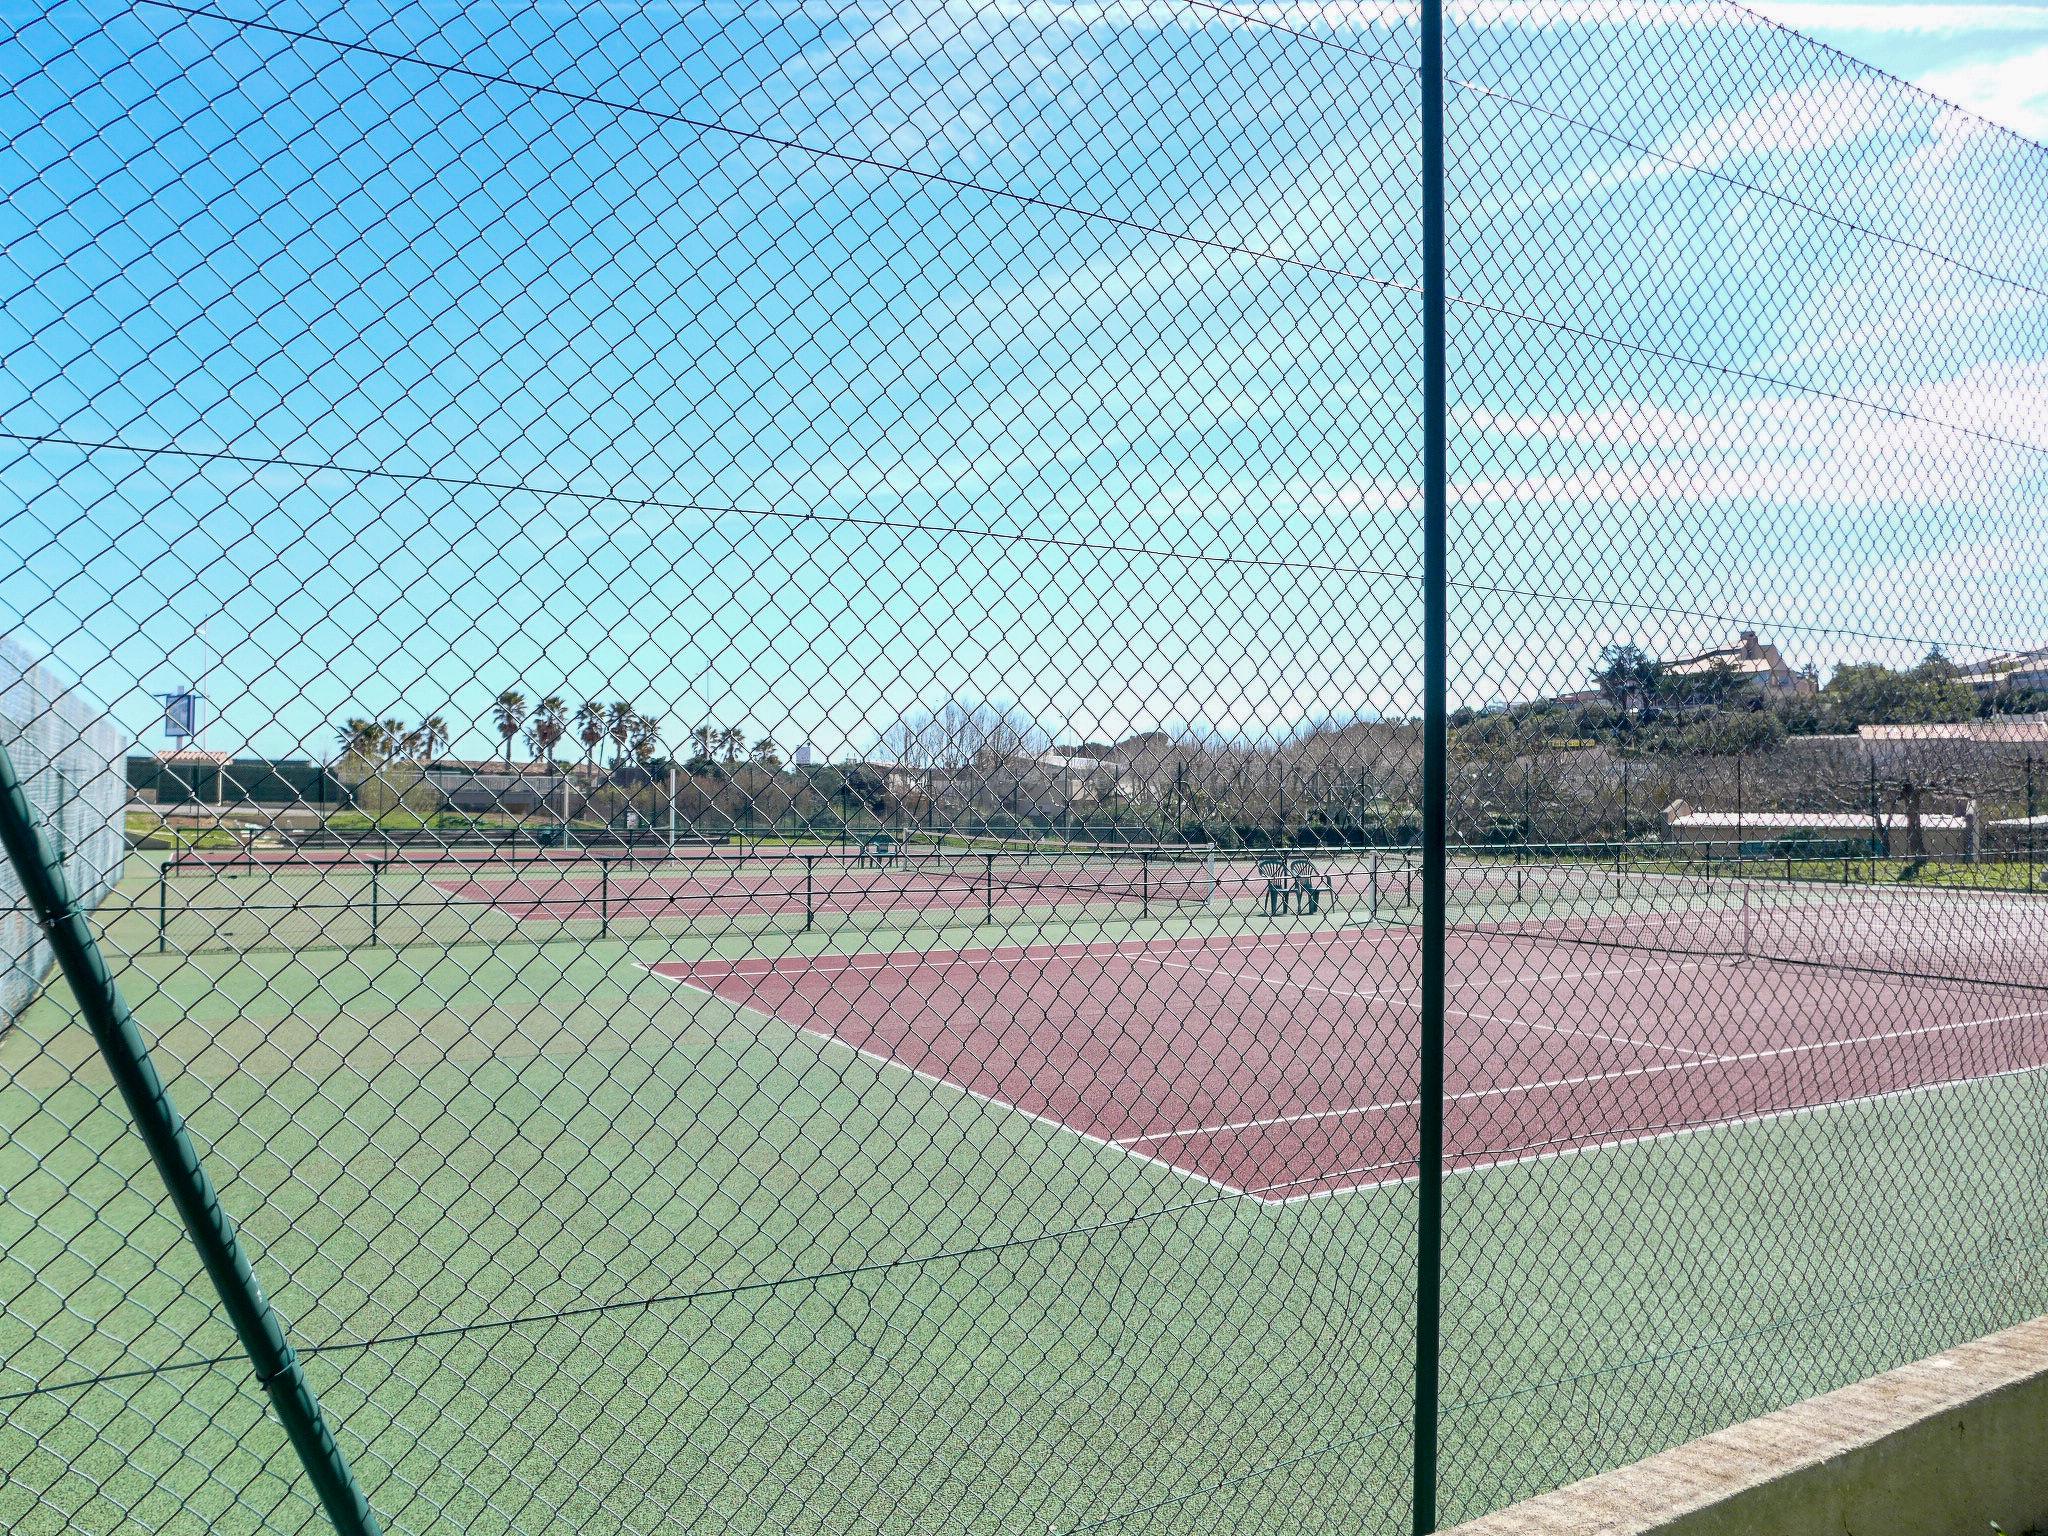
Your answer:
[648,914,2048,1204]
[430,846,1220,923]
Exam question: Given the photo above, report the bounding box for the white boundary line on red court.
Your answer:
[637,960,1269,1203]
[1119,1002,2048,1147]
[1130,950,1717,1059]
[639,937,2048,1206]
[1251,1059,2048,1204]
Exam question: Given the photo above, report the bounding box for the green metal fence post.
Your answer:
[0,738,385,1536]
[1415,0,1447,1522]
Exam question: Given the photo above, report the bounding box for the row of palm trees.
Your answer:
[336,697,789,777]
[333,698,653,772]
[683,726,782,772]
[491,693,661,772]
[332,715,450,763]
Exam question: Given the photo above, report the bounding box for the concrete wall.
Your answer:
[1441,1314,2048,1536]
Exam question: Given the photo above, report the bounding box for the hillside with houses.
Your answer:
[125,635,2048,855]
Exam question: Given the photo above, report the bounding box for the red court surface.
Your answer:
[646,927,2048,1203]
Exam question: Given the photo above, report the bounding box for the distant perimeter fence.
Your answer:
[0,639,125,1028]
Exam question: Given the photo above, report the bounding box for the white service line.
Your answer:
[1116,1001,2048,1147]
[1452,1007,1712,1060]
[1135,950,1713,1057]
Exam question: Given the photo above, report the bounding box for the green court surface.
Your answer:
[3,855,2045,1535]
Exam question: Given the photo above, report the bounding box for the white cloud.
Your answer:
[1916,39,2048,136]
[1744,2,2048,36]
[1658,70,1925,162]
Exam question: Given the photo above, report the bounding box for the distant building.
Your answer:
[1661,631,1816,697]
[1857,720,2048,746]
[1662,800,1976,858]
[129,751,341,807]
[1955,646,2048,695]
[412,758,575,816]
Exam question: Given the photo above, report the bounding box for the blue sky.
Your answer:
[3,0,2046,763]
[1747,0,2048,137]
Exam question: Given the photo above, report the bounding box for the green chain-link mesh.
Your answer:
[5,1,2048,1533]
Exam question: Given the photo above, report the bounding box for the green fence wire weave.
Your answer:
[4,1,2048,1533]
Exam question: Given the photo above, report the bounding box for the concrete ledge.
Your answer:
[1442,1315,2048,1536]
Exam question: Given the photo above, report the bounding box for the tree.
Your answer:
[531,696,568,763]
[492,690,528,765]
[629,714,661,767]
[1662,659,1743,712]
[1811,733,1982,858]
[684,725,718,777]
[574,701,605,770]
[418,715,451,761]
[1824,663,1975,728]
[751,736,782,771]
[334,718,389,760]
[1916,646,1958,681]
[606,701,636,767]
[332,716,436,823]
[716,726,745,765]
[880,701,1053,830]
[1594,645,1661,714]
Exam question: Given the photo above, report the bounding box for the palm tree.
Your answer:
[418,715,451,761]
[630,714,661,766]
[751,736,782,771]
[493,690,527,765]
[532,696,568,763]
[575,701,605,773]
[334,718,387,760]
[716,726,745,765]
[606,701,636,767]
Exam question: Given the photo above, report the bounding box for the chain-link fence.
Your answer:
[0,639,125,1027]
[4,0,2047,1533]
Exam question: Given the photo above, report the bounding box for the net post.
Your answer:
[985,852,995,926]
[0,738,386,1536]
[804,854,814,932]
[157,859,168,955]
[1142,850,1152,922]
[368,860,379,948]
[600,858,610,940]
[1414,0,1447,1517]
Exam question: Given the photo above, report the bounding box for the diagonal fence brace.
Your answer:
[0,737,385,1536]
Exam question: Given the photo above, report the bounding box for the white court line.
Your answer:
[1451,1007,1712,1060]
[1116,1002,2048,1147]
[636,962,1261,1202]
[1135,948,1712,1002]
[1259,1058,2048,1204]
[1132,951,1713,1058]
[643,943,2048,1203]
[656,922,1369,986]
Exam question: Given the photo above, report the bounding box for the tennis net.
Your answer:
[1363,845,2048,994]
